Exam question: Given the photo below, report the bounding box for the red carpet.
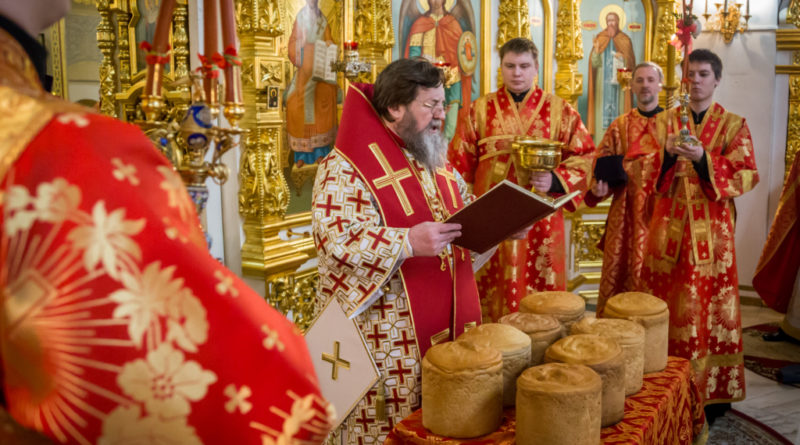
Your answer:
[742,323,800,388]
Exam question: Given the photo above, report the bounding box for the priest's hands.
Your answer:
[530,171,553,193]
[665,134,704,162]
[408,222,461,256]
[592,180,609,198]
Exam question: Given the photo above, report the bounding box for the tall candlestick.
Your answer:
[203,0,218,105]
[145,0,177,98]
[219,0,240,105]
[667,44,676,91]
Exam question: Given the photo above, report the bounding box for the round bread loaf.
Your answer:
[545,334,626,426]
[422,341,503,438]
[520,291,586,331]
[571,317,645,395]
[498,312,563,365]
[604,292,669,373]
[458,323,532,406]
[516,363,602,445]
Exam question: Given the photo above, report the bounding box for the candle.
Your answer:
[723,0,728,13]
[746,0,749,15]
[667,44,676,90]
[219,0,241,104]
[704,0,708,14]
[203,0,218,104]
[145,0,177,97]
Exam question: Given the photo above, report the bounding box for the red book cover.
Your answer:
[446,180,579,253]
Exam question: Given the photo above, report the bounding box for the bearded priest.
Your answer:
[311,58,529,443]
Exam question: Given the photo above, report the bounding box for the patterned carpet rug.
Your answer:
[742,322,800,387]
[707,410,793,445]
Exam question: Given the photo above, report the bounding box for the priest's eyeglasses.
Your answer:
[420,100,452,115]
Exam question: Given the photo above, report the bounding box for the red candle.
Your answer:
[145,0,177,97]
[203,0,218,104]
[220,0,240,104]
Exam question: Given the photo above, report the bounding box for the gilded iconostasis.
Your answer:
[43,0,800,326]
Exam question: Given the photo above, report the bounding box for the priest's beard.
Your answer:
[396,112,447,172]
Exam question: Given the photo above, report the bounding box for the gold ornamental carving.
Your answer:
[654,0,680,107]
[554,0,583,105]
[96,0,117,117]
[791,0,800,28]
[95,1,191,122]
[496,0,553,92]
[114,7,132,92]
[782,1,800,180]
[496,0,530,49]
[571,219,606,269]
[235,0,285,36]
[239,127,288,221]
[353,0,394,79]
[788,53,800,180]
[267,270,320,331]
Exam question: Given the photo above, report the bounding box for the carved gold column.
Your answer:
[554,0,583,105]
[653,0,680,108]
[96,0,118,117]
[353,0,394,80]
[235,0,325,306]
[172,4,190,93]
[114,5,132,93]
[779,0,800,178]
[496,0,530,48]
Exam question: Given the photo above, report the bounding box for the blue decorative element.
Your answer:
[294,145,332,165]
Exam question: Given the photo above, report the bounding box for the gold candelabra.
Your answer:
[702,1,751,44]
[330,41,372,81]
[511,136,563,199]
[139,73,244,216]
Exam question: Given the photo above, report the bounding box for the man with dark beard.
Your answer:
[311,58,526,443]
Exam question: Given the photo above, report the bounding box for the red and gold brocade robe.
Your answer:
[0,30,332,445]
[586,109,663,316]
[312,85,481,444]
[449,86,594,321]
[641,103,759,405]
[753,152,800,316]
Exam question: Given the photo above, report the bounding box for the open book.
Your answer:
[312,40,338,84]
[446,180,580,253]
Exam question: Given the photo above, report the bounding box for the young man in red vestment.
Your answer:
[0,2,332,443]
[312,58,527,444]
[586,61,665,315]
[449,37,594,322]
[640,49,759,422]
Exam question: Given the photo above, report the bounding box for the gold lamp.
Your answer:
[703,0,751,44]
[511,136,563,198]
